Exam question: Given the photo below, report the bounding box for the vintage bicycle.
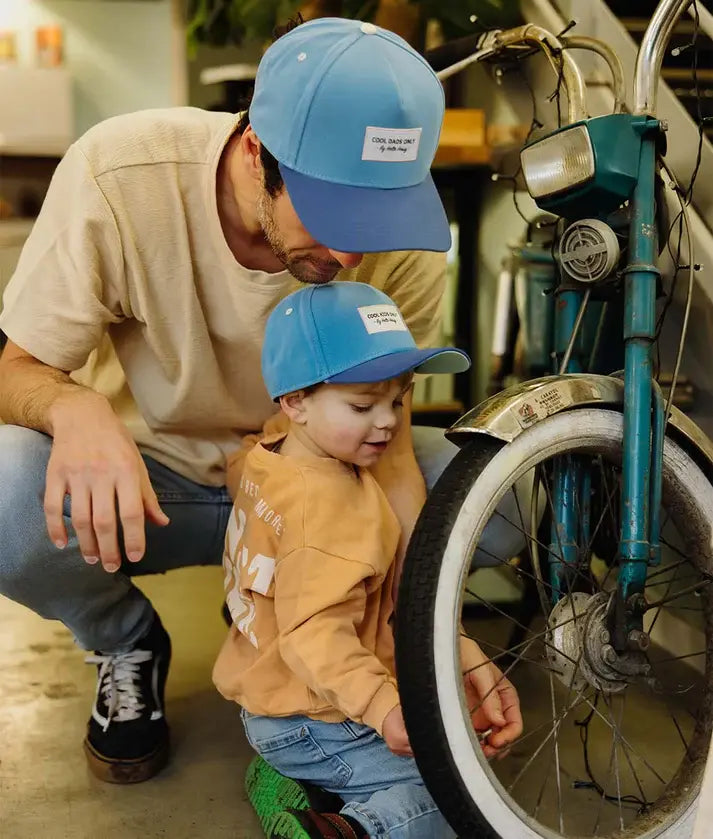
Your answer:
[396,2,713,837]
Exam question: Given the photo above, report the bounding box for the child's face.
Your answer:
[296,377,411,467]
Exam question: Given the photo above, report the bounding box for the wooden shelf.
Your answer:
[0,142,67,158]
[662,67,713,82]
[413,400,464,414]
[434,108,491,167]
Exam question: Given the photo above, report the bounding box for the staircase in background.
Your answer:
[608,0,713,141]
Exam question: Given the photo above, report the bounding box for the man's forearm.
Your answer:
[0,352,105,434]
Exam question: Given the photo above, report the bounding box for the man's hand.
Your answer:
[45,389,169,572]
[381,704,413,757]
[460,636,523,759]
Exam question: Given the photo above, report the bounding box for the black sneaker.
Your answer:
[83,612,171,784]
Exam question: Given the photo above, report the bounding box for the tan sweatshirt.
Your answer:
[212,434,401,735]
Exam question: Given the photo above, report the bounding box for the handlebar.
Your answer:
[426,0,693,125]
[493,25,587,123]
[423,33,488,73]
[560,36,625,114]
[425,24,586,125]
[634,0,693,114]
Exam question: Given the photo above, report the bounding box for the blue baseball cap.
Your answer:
[262,281,470,399]
[249,17,450,254]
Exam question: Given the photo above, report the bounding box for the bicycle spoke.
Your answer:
[513,480,551,616]
[491,505,598,599]
[466,631,540,720]
[607,694,625,833]
[644,572,702,589]
[549,673,565,835]
[649,650,706,665]
[605,693,649,809]
[660,535,698,563]
[594,704,620,837]
[463,586,582,669]
[533,749,555,822]
[467,539,565,601]
[647,560,683,635]
[592,456,622,594]
[505,686,594,784]
[645,558,690,582]
[460,631,566,679]
[645,659,691,754]
[581,695,667,785]
[583,470,620,573]
[646,579,712,611]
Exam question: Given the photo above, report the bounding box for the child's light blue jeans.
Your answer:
[241,710,456,839]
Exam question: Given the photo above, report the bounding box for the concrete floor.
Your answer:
[0,567,262,839]
[1,567,702,839]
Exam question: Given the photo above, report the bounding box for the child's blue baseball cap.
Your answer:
[249,17,450,254]
[262,281,470,399]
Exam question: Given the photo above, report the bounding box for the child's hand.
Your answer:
[381,705,413,757]
[460,636,523,759]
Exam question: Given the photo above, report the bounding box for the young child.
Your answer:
[213,281,510,839]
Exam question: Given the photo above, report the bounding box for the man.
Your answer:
[0,18,477,785]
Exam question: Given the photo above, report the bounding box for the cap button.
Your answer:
[360,22,377,34]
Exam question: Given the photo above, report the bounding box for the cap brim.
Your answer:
[279,164,452,254]
[327,347,470,384]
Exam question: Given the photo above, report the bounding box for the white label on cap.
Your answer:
[361,126,422,162]
[358,304,409,334]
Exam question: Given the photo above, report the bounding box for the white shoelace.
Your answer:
[86,650,153,732]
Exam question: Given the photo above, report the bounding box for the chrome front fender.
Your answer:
[447,374,713,482]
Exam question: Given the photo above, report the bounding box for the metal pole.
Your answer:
[633,0,693,115]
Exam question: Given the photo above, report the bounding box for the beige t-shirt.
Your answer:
[213,434,401,735]
[0,107,446,486]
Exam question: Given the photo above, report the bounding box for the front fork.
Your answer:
[549,289,590,596]
[548,127,663,650]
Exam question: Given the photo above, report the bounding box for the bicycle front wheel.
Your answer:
[396,408,713,839]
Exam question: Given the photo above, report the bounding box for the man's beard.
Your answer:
[256,188,343,285]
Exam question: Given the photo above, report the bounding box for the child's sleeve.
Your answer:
[274,547,400,736]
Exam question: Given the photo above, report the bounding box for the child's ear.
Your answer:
[279,391,308,424]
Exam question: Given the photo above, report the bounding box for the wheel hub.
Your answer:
[546,592,651,694]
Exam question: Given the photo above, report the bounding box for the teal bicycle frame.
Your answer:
[546,122,664,627]
[518,0,690,644]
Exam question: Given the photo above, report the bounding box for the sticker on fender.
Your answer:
[512,387,574,428]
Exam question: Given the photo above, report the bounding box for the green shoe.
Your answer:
[268,810,315,839]
[245,755,343,835]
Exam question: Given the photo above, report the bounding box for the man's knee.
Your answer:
[411,425,460,491]
[0,426,52,587]
[0,425,51,496]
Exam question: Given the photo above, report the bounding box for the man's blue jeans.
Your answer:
[0,424,458,652]
[242,711,456,839]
